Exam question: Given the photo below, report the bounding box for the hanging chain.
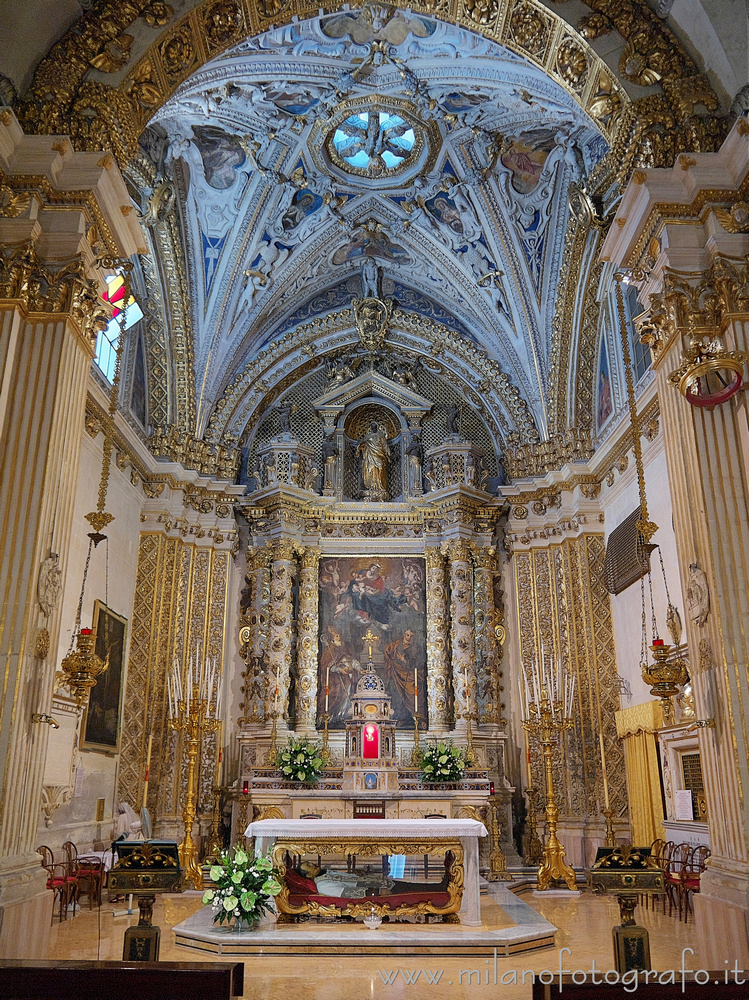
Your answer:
[67,537,94,654]
[639,573,648,666]
[615,280,658,542]
[648,570,658,641]
[85,262,133,535]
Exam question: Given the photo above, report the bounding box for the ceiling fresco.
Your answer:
[147,11,604,439]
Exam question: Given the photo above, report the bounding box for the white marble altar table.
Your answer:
[245,818,487,926]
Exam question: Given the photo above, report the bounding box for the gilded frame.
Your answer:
[272,838,464,920]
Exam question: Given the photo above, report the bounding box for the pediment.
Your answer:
[312,370,433,419]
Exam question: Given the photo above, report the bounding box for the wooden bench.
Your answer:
[0,960,243,999]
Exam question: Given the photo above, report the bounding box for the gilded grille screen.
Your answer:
[604,507,651,595]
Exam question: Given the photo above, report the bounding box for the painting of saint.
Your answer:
[82,602,127,752]
[318,557,427,730]
[597,336,613,429]
[501,129,557,195]
[332,231,411,266]
[191,125,246,190]
[281,189,323,231]
[425,191,465,236]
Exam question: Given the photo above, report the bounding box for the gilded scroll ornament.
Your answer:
[353,296,393,354]
[578,12,612,40]
[160,27,196,83]
[90,34,134,74]
[425,546,450,733]
[448,540,478,726]
[714,201,749,234]
[296,547,321,733]
[0,185,30,218]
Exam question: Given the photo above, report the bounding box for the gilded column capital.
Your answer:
[424,545,446,571]
[300,545,322,570]
[640,256,749,365]
[470,544,497,570]
[447,538,472,564]
[271,538,298,563]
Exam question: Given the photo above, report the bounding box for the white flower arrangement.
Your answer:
[202,847,282,927]
[278,736,324,783]
[418,740,466,783]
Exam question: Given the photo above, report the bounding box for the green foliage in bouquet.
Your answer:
[202,847,282,926]
[278,735,324,783]
[418,740,466,783]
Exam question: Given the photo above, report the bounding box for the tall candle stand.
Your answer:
[263,711,279,766]
[411,712,422,766]
[168,660,222,890]
[320,712,332,764]
[524,787,545,866]
[522,688,577,891]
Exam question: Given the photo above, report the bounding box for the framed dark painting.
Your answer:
[317,556,427,730]
[81,601,128,753]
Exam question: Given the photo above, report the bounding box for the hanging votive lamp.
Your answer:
[60,629,107,708]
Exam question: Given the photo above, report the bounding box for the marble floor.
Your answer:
[46,888,709,999]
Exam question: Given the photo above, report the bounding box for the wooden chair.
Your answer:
[37,846,72,922]
[665,842,691,918]
[644,838,666,910]
[678,845,711,922]
[62,841,104,909]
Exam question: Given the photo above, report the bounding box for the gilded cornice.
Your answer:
[16,0,724,188]
[0,168,120,257]
[85,391,244,505]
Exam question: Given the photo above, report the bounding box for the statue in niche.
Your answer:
[322,432,338,493]
[356,421,389,495]
[276,402,297,435]
[425,459,437,492]
[446,403,461,437]
[406,431,423,487]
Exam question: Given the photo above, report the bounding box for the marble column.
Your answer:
[295,546,321,736]
[471,545,501,725]
[0,111,143,957]
[265,539,298,727]
[448,539,478,729]
[425,545,450,734]
[602,121,749,965]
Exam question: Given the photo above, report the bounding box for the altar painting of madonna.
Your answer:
[318,556,427,731]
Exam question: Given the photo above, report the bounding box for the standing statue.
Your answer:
[356,421,389,495]
[446,403,460,436]
[322,432,338,494]
[406,431,423,490]
[361,258,380,298]
[276,402,297,435]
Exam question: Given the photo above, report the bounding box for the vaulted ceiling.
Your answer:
[3,0,738,477]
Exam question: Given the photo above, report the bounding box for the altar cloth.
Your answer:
[245,818,487,926]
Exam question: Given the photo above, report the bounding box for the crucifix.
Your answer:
[362,628,380,661]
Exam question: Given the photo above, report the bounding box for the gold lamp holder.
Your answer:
[169,685,220,889]
[522,691,577,891]
[487,804,513,882]
[60,630,107,708]
[641,641,689,726]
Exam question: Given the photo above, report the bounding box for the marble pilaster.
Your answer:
[425,545,450,734]
[448,540,478,729]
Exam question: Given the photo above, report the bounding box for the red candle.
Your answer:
[80,628,92,635]
[653,638,664,647]
[490,782,495,796]
[242,780,249,795]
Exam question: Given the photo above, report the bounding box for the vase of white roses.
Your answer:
[418,740,466,786]
[277,736,324,786]
[202,847,282,932]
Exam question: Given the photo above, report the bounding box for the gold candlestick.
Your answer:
[264,712,279,766]
[603,808,617,848]
[204,786,224,862]
[411,712,421,765]
[169,684,220,889]
[522,689,577,891]
[524,787,545,865]
[487,804,513,881]
[464,718,477,767]
[321,712,331,764]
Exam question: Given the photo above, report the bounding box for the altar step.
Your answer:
[173,884,556,958]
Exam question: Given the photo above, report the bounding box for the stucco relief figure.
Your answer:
[37,553,62,618]
[446,402,460,436]
[686,564,710,626]
[356,421,389,495]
